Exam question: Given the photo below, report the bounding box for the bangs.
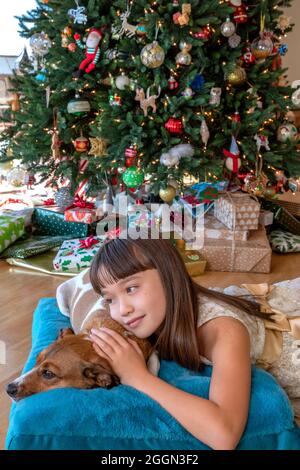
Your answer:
[90,238,154,293]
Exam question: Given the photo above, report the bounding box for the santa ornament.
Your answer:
[223,136,241,173]
[73,28,102,78]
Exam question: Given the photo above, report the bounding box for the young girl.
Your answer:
[88,237,299,450]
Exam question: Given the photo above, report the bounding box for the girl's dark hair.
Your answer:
[90,237,267,372]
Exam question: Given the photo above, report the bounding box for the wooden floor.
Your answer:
[1,253,300,450]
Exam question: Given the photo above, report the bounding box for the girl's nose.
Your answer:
[119,300,134,316]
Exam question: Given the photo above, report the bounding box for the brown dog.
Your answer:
[6,315,153,401]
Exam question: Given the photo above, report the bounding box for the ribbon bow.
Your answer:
[43,198,55,206]
[0,198,29,208]
[65,195,95,211]
[79,236,99,249]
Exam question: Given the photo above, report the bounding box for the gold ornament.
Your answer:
[159,185,177,203]
[140,41,165,68]
[277,15,292,33]
[226,65,246,86]
[88,137,108,157]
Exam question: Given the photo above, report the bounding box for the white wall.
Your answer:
[283,3,300,83]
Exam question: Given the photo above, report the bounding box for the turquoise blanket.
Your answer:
[6,298,300,450]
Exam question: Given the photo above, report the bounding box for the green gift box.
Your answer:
[0,215,25,254]
[33,207,96,238]
[0,235,71,259]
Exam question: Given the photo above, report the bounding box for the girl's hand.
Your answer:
[89,327,149,386]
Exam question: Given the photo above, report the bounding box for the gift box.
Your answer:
[269,230,300,253]
[0,235,71,259]
[205,214,249,241]
[53,237,104,273]
[198,226,271,273]
[0,208,34,227]
[261,199,300,236]
[171,238,206,276]
[259,210,274,227]
[32,207,93,238]
[0,215,25,254]
[214,193,260,231]
[64,207,99,225]
[127,205,159,230]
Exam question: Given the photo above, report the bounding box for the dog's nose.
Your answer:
[6,382,19,397]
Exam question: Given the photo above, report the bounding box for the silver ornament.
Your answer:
[30,31,51,57]
[228,33,242,49]
[221,18,236,38]
[140,41,165,68]
[115,74,130,90]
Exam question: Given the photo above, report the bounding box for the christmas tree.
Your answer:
[1,0,299,202]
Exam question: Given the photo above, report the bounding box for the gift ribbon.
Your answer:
[241,283,300,370]
[79,236,99,249]
[43,198,55,206]
[65,195,95,211]
[0,198,30,208]
[223,148,240,173]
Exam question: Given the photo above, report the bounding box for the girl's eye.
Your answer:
[127,286,138,293]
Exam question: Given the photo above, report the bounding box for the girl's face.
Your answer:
[100,269,167,338]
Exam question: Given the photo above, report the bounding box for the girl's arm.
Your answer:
[90,317,251,450]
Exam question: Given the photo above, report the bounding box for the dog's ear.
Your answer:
[83,365,120,388]
[58,328,74,340]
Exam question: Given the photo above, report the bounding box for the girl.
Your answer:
[88,237,299,450]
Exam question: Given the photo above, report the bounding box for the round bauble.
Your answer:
[122,166,145,188]
[115,74,130,90]
[225,65,246,86]
[251,33,273,61]
[221,18,236,37]
[159,186,177,203]
[277,123,298,143]
[140,41,165,68]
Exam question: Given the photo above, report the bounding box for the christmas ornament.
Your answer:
[254,134,270,152]
[251,32,273,61]
[54,188,74,210]
[221,18,236,37]
[73,134,89,152]
[136,20,147,37]
[68,1,87,25]
[88,137,108,157]
[160,144,194,167]
[125,145,138,159]
[7,167,26,187]
[72,28,102,78]
[228,33,242,49]
[68,43,76,53]
[115,74,130,90]
[242,47,255,65]
[231,111,241,123]
[111,3,137,39]
[200,119,210,147]
[244,173,268,197]
[229,0,242,5]
[30,31,51,57]
[36,68,47,82]
[61,26,72,48]
[277,15,292,33]
[135,86,161,116]
[225,65,246,86]
[223,136,241,173]
[105,49,128,61]
[109,93,122,106]
[164,117,184,134]
[209,87,222,106]
[176,41,192,66]
[190,74,205,91]
[168,76,179,90]
[10,93,20,112]
[173,3,191,26]
[291,80,300,107]
[277,123,298,143]
[159,186,177,203]
[67,93,90,115]
[192,26,212,40]
[233,6,248,24]
[181,87,194,98]
[140,41,165,68]
[125,157,136,168]
[122,166,144,188]
[279,44,288,56]
[51,109,61,160]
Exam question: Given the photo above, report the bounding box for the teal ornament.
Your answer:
[122,166,144,188]
[36,69,47,82]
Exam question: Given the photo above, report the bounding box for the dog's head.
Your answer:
[6,328,120,401]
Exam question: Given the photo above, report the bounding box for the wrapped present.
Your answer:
[261,199,300,236]
[128,206,159,230]
[198,226,271,273]
[0,208,34,227]
[53,236,104,273]
[64,207,99,224]
[269,230,300,253]
[0,215,25,254]
[205,214,249,241]
[0,235,71,259]
[172,238,206,276]
[32,207,94,238]
[214,192,260,231]
[259,210,274,227]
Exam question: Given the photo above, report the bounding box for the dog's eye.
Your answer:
[42,369,56,380]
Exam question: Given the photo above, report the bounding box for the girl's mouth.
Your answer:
[126,315,145,329]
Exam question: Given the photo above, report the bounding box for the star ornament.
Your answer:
[88,137,108,157]
[277,15,292,33]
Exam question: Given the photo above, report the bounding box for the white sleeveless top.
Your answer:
[197,295,266,365]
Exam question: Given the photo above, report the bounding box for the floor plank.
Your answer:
[1,253,300,449]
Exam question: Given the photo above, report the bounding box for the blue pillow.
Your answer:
[6,298,300,450]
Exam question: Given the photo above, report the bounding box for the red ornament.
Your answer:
[231,111,241,123]
[168,76,179,90]
[242,47,255,65]
[73,135,89,153]
[233,6,248,23]
[68,42,76,52]
[192,26,212,40]
[125,157,136,167]
[164,117,184,134]
[125,145,138,158]
[111,175,118,186]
